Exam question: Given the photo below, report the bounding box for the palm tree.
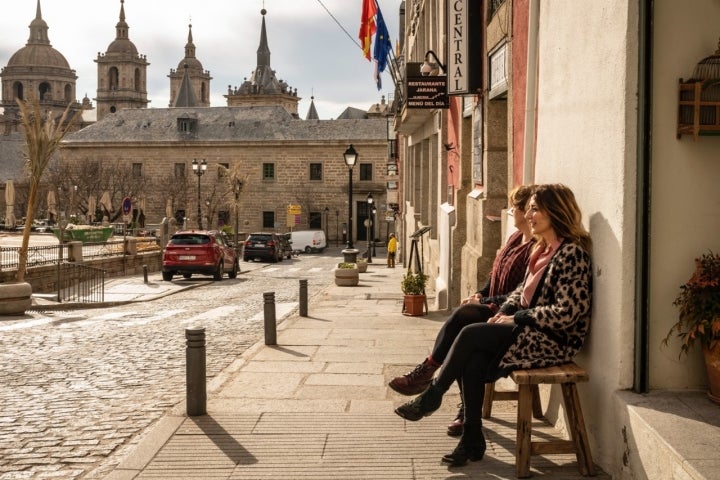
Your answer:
[15,97,77,283]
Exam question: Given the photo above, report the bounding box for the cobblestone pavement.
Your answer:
[0,252,342,479]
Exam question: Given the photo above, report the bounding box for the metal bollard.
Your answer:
[263,292,277,345]
[299,279,308,317]
[186,327,207,416]
[143,264,148,284]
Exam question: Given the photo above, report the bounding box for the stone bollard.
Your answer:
[143,264,148,284]
[263,292,277,345]
[342,248,359,264]
[299,279,308,317]
[185,327,207,416]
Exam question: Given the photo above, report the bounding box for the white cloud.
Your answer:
[1,0,400,119]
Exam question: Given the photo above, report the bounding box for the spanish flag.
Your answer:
[359,0,377,61]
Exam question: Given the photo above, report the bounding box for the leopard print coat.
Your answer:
[495,242,592,376]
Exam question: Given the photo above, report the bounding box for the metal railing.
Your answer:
[59,262,105,303]
[1,244,63,270]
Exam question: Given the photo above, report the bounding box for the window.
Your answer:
[132,163,142,178]
[360,163,373,181]
[219,162,229,178]
[262,211,275,229]
[178,118,196,132]
[174,163,185,179]
[309,211,322,229]
[309,163,323,181]
[263,163,275,180]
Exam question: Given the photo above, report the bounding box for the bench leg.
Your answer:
[482,382,495,419]
[531,385,543,419]
[561,383,596,476]
[515,384,533,478]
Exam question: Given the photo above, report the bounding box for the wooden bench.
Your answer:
[482,362,595,478]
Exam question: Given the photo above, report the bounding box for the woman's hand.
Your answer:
[461,293,482,305]
[488,314,515,325]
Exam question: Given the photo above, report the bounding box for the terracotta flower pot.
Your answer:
[403,294,426,316]
[0,282,33,316]
[703,342,720,405]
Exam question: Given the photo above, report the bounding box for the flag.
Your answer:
[359,0,377,61]
[373,6,392,90]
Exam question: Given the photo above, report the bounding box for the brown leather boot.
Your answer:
[447,402,464,436]
[389,358,439,396]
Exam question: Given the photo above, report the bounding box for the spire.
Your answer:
[28,0,50,45]
[185,23,196,59]
[306,96,319,120]
[257,8,270,69]
[116,0,129,40]
[173,64,198,107]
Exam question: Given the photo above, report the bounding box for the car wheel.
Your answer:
[162,271,173,281]
[183,273,192,279]
[229,260,238,279]
[305,246,312,253]
[213,261,223,280]
[243,256,249,262]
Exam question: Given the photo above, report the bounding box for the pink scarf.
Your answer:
[521,239,563,308]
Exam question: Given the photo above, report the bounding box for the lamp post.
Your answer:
[343,145,357,249]
[233,178,243,253]
[366,192,374,263]
[191,159,207,229]
[323,207,329,245]
[205,197,211,229]
[371,206,377,257]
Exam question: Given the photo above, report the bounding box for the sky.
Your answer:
[0,0,401,120]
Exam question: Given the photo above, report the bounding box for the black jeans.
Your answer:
[433,322,517,423]
[430,303,495,364]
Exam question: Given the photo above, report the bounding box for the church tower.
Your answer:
[169,24,211,107]
[0,0,80,118]
[95,0,149,120]
[224,8,300,117]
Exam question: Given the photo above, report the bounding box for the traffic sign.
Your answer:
[287,204,302,215]
[122,196,132,215]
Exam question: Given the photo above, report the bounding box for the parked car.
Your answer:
[288,229,327,253]
[243,232,283,262]
[162,230,239,281]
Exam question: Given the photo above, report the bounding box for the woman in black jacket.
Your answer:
[394,184,593,466]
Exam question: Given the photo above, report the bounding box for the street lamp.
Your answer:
[366,192,374,262]
[233,178,244,252]
[191,159,207,229]
[371,206,377,257]
[343,145,357,249]
[205,197,211,228]
[324,206,329,245]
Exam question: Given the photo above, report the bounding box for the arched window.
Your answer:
[64,84,72,103]
[13,82,24,101]
[39,82,52,101]
[201,82,207,102]
[134,69,141,92]
[109,67,119,90]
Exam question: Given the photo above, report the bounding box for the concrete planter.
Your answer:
[0,282,33,316]
[357,261,368,273]
[335,264,359,286]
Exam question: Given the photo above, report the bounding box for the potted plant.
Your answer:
[357,257,368,273]
[663,251,720,404]
[0,97,76,316]
[401,269,428,316]
[335,262,359,286]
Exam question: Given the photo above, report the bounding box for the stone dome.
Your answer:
[177,57,203,71]
[7,44,71,69]
[106,38,138,55]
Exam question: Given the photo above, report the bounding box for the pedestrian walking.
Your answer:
[387,233,397,267]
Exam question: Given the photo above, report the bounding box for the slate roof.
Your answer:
[63,106,387,144]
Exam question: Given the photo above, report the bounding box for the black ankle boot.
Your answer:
[394,383,443,421]
[441,422,486,466]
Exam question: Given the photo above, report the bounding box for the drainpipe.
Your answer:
[522,0,540,184]
[634,0,653,393]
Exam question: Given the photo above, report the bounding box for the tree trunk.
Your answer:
[16,177,40,283]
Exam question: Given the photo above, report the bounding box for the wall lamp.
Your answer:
[421,50,446,76]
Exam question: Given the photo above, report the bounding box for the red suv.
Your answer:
[162,230,239,281]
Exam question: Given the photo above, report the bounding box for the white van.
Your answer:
[288,230,327,253]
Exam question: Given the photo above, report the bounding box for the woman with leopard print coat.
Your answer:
[394,184,593,467]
